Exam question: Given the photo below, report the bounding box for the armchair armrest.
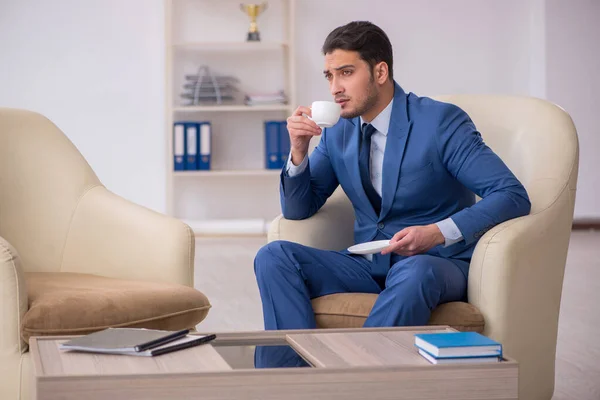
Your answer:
[268,188,355,250]
[0,236,28,399]
[468,180,576,399]
[60,186,194,287]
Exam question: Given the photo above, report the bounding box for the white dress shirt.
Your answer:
[286,99,464,247]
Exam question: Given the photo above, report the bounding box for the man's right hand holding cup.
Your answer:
[286,106,322,166]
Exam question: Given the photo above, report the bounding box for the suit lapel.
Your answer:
[380,84,412,221]
[343,118,378,219]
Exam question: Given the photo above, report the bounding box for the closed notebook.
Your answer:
[417,349,500,364]
[59,328,190,353]
[414,331,502,358]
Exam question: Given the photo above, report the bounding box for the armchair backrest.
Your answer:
[432,94,579,213]
[0,108,101,273]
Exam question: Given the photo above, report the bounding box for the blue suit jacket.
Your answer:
[280,83,531,276]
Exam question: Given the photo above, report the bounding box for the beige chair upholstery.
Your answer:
[268,95,579,400]
[0,108,209,400]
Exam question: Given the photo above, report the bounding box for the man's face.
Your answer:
[323,49,378,119]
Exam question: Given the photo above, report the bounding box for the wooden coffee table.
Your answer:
[30,326,518,400]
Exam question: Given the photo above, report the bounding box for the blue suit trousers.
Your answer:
[253,240,468,368]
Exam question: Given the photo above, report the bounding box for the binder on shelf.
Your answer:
[264,121,280,169]
[279,121,290,167]
[199,122,211,170]
[173,122,185,171]
[185,122,199,170]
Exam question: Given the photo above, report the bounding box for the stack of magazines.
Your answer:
[244,90,287,106]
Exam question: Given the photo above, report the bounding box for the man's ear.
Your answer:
[375,62,389,84]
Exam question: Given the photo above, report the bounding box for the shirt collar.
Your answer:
[360,98,394,136]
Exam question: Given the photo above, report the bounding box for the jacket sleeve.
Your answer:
[435,104,531,245]
[279,128,339,220]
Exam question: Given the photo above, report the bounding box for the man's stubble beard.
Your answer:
[341,79,379,120]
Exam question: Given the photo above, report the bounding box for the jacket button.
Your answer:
[378,223,385,229]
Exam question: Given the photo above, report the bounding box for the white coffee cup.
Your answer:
[310,101,341,128]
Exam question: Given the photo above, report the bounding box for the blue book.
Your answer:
[173,122,185,171]
[264,121,280,169]
[279,121,290,168]
[417,348,500,364]
[414,332,502,358]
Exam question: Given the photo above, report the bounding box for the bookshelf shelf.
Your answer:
[172,104,291,113]
[172,41,288,52]
[174,169,280,178]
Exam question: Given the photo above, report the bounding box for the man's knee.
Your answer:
[384,255,448,311]
[388,255,440,287]
[254,240,297,278]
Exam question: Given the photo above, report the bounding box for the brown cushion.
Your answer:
[21,272,211,342]
[312,293,484,333]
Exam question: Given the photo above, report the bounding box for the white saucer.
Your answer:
[347,240,391,255]
[315,121,334,128]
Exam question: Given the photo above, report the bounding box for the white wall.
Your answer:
[295,0,532,105]
[545,0,600,219]
[1,0,598,218]
[0,0,166,213]
[295,0,534,168]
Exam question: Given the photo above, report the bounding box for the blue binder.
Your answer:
[184,122,199,170]
[198,122,211,170]
[173,122,185,171]
[279,121,290,168]
[265,121,280,169]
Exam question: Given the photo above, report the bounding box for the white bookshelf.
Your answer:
[165,0,296,235]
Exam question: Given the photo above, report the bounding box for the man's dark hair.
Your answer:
[322,21,393,81]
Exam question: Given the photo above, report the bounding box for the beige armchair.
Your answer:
[268,95,579,400]
[0,108,211,400]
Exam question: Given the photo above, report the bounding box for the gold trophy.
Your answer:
[240,3,268,41]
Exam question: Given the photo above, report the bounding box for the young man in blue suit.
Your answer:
[254,21,531,367]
